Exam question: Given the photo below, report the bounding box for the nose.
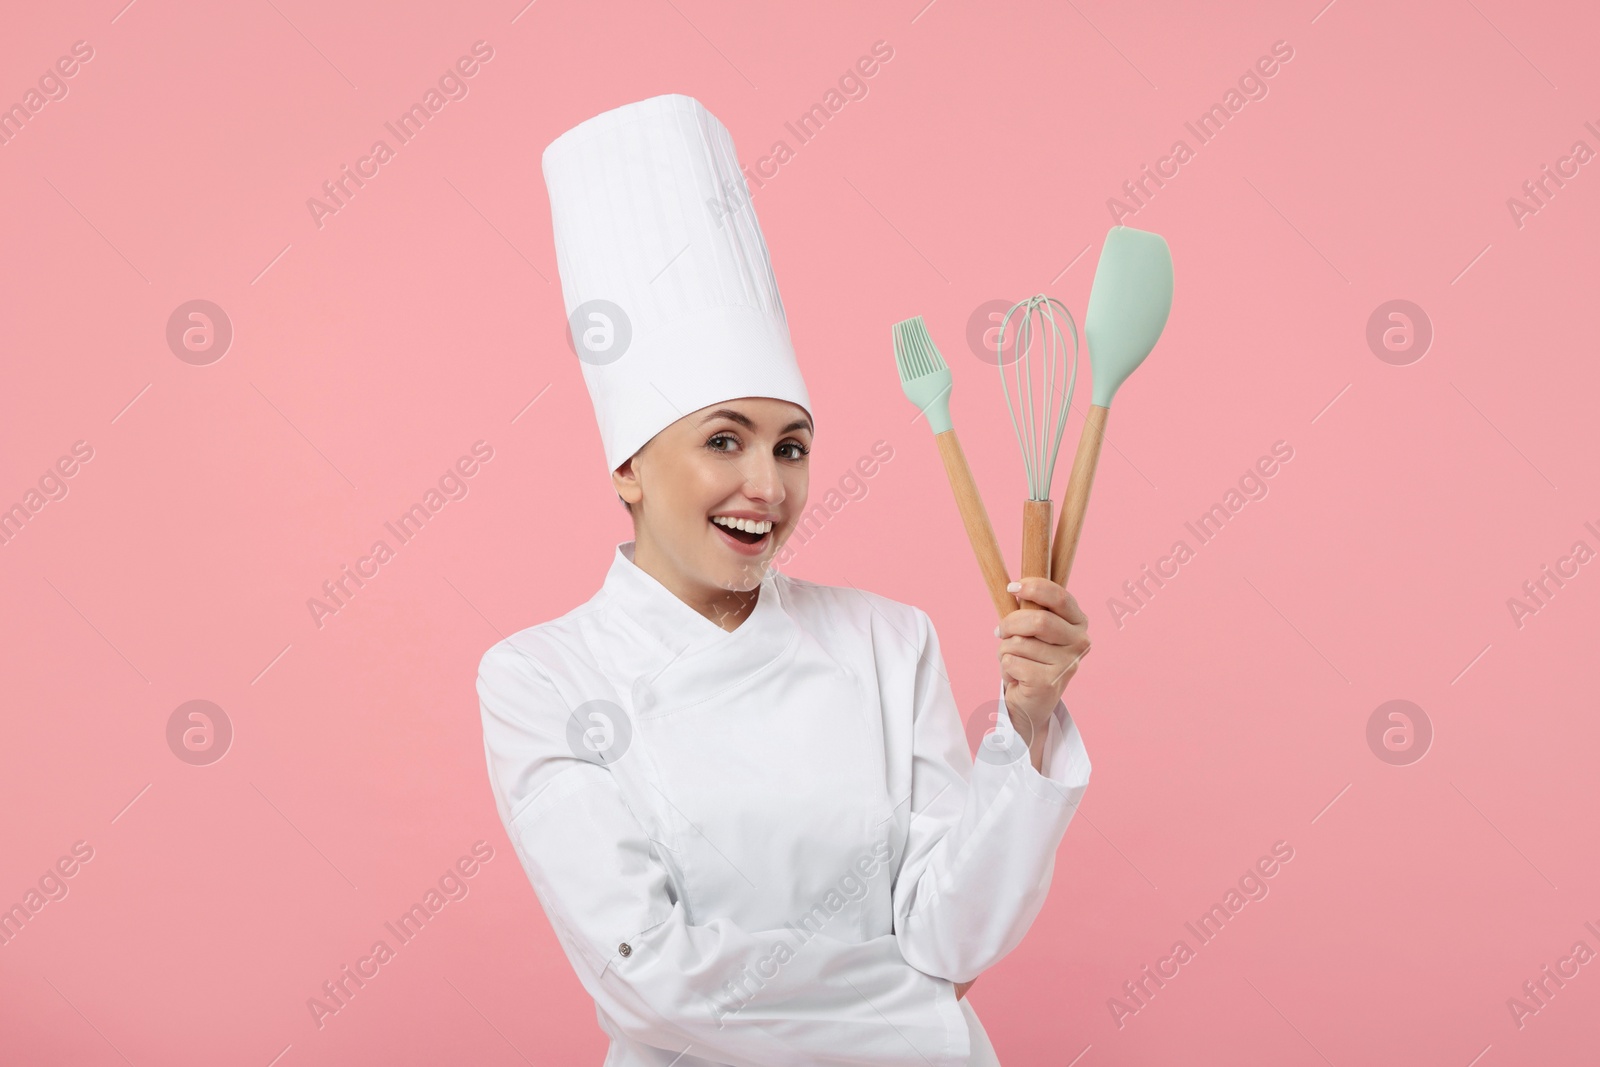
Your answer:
[738,451,786,506]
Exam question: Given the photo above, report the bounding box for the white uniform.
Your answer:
[477,541,1091,1066]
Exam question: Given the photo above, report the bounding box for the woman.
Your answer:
[478,94,1092,1067]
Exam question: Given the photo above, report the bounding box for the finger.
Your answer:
[1002,653,1084,696]
[999,610,1079,643]
[1000,652,1070,691]
[1060,590,1087,627]
[1007,578,1087,628]
[999,632,1090,660]
[998,647,1089,693]
[999,641,1090,681]
[1009,576,1067,614]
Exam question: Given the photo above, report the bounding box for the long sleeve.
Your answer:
[890,609,1091,983]
[477,641,972,1067]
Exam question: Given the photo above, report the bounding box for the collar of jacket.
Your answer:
[599,540,799,717]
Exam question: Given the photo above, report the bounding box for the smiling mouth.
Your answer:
[710,518,772,545]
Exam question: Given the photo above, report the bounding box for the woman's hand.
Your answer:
[996,576,1090,762]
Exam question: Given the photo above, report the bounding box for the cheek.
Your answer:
[674,454,723,507]
[787,470,809,511]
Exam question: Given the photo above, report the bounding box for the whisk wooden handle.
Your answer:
[1020,499,1052,610]
[934,429,1018,621]
[1050,404,1109,588]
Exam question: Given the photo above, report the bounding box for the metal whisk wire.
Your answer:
[997,295,1080,501]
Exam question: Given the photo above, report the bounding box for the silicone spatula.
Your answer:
[1049,225,1174,587]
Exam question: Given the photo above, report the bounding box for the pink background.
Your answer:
[3,0,1597,1063]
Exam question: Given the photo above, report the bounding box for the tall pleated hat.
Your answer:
[542,93,812,473]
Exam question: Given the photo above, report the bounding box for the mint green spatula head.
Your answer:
[1085,225,1174,408]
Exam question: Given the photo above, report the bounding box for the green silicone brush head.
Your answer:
[1085,225,1174,408]
[892,315,955,434]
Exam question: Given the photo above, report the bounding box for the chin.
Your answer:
[713,556,770,592]
[728,562,770,590]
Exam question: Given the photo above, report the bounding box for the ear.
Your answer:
[612,456,643,506]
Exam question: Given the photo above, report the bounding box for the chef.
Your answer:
[477,92,1093,1067]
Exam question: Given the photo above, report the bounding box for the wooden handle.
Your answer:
[934,429,1018,620]
[1049,404,1109,588]
[1020,499,1052,610]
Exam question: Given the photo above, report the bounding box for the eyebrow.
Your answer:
[699,408,813,435]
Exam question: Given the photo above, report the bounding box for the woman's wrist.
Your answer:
[1026,722,1049,775]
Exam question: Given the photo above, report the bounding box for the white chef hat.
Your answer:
[541,93,812,473]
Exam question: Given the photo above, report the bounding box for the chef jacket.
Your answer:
[477,540,1091,1066]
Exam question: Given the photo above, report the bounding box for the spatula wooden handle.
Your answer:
[934,429,1018,620]
[1020,499,1052,610]
[1050,404,1109,588]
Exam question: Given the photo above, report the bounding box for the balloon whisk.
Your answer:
[998,296,1080,500]
[996,295,1080,609]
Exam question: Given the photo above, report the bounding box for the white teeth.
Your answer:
[712,515,772,534]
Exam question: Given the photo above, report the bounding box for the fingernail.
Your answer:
[993,625,1001,638]
[1006,582,1021,593]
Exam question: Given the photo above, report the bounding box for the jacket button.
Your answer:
[618,942,632,957]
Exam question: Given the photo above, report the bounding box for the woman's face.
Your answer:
[614,396,812,601]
